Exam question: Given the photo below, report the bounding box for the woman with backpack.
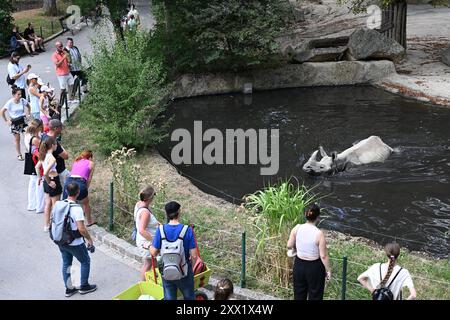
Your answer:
[358,242,417,300]
[287,204,332,300]
[24,119,45,213]
[38,136,62,232]
[134,186,160,280]
[1,85,31,161]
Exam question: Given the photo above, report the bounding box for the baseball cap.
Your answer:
[27,73,39,80]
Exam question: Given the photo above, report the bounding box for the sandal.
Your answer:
[17,154,24,161]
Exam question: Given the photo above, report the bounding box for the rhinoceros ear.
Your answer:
[308,150,319,161]
[319,146,328,158]
[331,152,337,161]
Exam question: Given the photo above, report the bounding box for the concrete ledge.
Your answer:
[173,61,396,98]
[88,224,282,300]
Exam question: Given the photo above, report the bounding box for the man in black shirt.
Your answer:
[42,119,70,191]
[24,23,45,52]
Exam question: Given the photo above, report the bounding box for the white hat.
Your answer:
[40,85,53,93]
[37,78,45,86]
[27,73,39,80]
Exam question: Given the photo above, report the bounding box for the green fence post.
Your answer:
[109,181,114,231]
[240,231,246,288]
[51,21,54,35]
[341,256,348,300]
[40,26,43,39]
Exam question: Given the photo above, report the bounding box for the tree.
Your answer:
[43,0,57,16]
[0,0,14,55]
[152,0,294,74]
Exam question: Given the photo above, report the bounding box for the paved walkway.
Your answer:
[0,0,154,300]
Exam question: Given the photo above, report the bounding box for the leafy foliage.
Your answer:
[152,0,294,74]
[0,0,14,55]
[80,30,171,155]
[72,0,98,17]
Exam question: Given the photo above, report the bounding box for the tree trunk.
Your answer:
[381,1,407,49]
[43,0,58,16]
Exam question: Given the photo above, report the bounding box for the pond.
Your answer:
[157,86,450,258]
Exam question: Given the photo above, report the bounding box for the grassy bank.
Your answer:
[13,1,71,40]
[62,109,450,300]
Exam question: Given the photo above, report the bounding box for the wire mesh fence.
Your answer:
[88,180,450,300]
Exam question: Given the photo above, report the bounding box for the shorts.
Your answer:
[57,74,73,91]
[10,116,27,134]
[63,176,88,201]
[43,175,62,197]
[138,241,152,260]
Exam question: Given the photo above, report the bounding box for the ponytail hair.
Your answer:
[139,186,155,201]
[214,278,233,300]
[39,137,56,161]
[26,119,43,136]
[11,85,21,96]
[380,242,401,287]
[304,203,321,222]
[75,150,93,162]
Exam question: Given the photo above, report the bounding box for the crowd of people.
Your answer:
[120,3,141,32]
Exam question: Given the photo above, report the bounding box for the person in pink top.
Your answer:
[62,150,96,226]
[51,41,76,103]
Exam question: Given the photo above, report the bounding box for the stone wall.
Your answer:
[172,60,396,99]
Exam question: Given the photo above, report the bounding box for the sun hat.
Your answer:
[40,85,53,93]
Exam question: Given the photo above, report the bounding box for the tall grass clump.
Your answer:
[244,178,320,289]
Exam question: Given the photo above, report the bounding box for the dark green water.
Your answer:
[157,86,450,257]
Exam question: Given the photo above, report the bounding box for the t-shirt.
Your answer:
[51,51,70,76]
[24,27,34,39]
[67,199,85,246]
[7,62,26,89]
[152,224,196,261]
[357,263,414,300]
[3,98,27,119]
[41,133,66,173]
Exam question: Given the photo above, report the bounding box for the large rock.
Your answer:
[442,48,450,66]
[293,46,347,63]
[347,28,405,62]
[173,61,396,98]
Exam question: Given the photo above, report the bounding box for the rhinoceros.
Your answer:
[302,136,393,176]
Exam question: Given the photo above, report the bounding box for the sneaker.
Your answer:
[79,284,97,295]
[44,225,50,232]
[65,288,78,297]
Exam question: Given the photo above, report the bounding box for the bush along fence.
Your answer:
[87,179,450,300]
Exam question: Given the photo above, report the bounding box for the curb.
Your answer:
[88,224,281,300]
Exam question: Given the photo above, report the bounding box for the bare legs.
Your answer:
[140,259,153,281]
[13,133,21,157]
[81,196,94,226]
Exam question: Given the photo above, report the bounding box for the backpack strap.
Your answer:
[379,263,382,282]
[159,224,166,240]
[387,267,403,289]
[178,225,189,240]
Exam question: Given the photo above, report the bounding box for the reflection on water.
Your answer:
[157,86,450,257]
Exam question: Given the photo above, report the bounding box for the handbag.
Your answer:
[372,263,403,300]
[24,136,36,175]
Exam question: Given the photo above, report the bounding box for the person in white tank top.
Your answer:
[134,186,161,281]
[287,204,332,300]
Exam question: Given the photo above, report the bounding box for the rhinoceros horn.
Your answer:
[319,146,328,158]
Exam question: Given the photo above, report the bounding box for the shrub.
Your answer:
[152,0,294,74]
[244,178,320,288]
[0,0,14,56]
[81,29,171,155]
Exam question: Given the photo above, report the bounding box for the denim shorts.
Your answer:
[63,176,88,200]
[43,176,62,197]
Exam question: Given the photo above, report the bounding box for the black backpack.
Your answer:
[6,74,15,86]
[372,263,403,300]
